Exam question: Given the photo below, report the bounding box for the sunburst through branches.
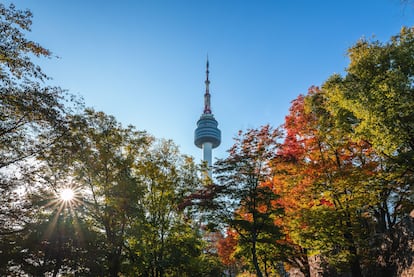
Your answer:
[40,185,85,245]
[60,188,75,202]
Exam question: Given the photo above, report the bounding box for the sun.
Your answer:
[60,188,75,202]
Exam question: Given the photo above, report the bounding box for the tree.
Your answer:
[0,2,74,170]
[26,109,217,277]
[271,92,321,276]
[40,109,151,276]
[9,197,106,276]
[210,125,284,277]
[0,3,51,85]
[0,3,79,239]
[323,27,414,168]
[274,88,387,276]
[275,74,413,276]
[320,27,414,274]
[217,229,243,276]
[131,139,201,277]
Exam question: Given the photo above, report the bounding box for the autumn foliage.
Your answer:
[1,3,414,276]
[217,229,238,266]
[213,28,414,275]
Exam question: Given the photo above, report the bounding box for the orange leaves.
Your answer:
[217,229,238,266]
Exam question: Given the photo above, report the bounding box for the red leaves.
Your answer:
[178,182,218,210]
[319,198,334,207]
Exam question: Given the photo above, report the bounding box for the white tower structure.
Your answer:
[194,59,221,174]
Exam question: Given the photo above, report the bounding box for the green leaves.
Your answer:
[32,109,214,276]
[0,5,80,265]
[325,27,414,159]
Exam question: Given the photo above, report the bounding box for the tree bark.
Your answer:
[251,239,263,277]
[300,250,311,277]
[344,218,362,277]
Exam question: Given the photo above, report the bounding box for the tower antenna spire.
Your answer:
[206,55,209,80]
[204,57,211,114]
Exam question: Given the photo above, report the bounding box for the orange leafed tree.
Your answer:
[273,86,381,276]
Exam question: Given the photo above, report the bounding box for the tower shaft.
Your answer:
[202,142,213,168]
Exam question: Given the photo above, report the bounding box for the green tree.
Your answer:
[30,109,216,276]
[0,2,75,170]
[48,109,150,276]
[2,108,152,276]
[324,27,414,168]
[128,139,219,277]
[320,27,414,274]
[0,3,78,239]
[12,198,105,276]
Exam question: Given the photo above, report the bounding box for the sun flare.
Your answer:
[60,188,75,201]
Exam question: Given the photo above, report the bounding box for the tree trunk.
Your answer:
[108,248,121,277]
[344,218,362,277]
[251,240,263,277]
[300,253,311,277]
[349,245,362,277]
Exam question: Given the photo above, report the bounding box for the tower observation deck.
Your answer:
[194,59,221,171]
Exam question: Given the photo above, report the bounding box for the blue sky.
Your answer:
[6,0,414,161]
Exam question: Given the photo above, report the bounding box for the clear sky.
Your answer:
[5,0,414,162]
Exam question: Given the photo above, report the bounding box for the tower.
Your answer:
[194,59,221,174]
